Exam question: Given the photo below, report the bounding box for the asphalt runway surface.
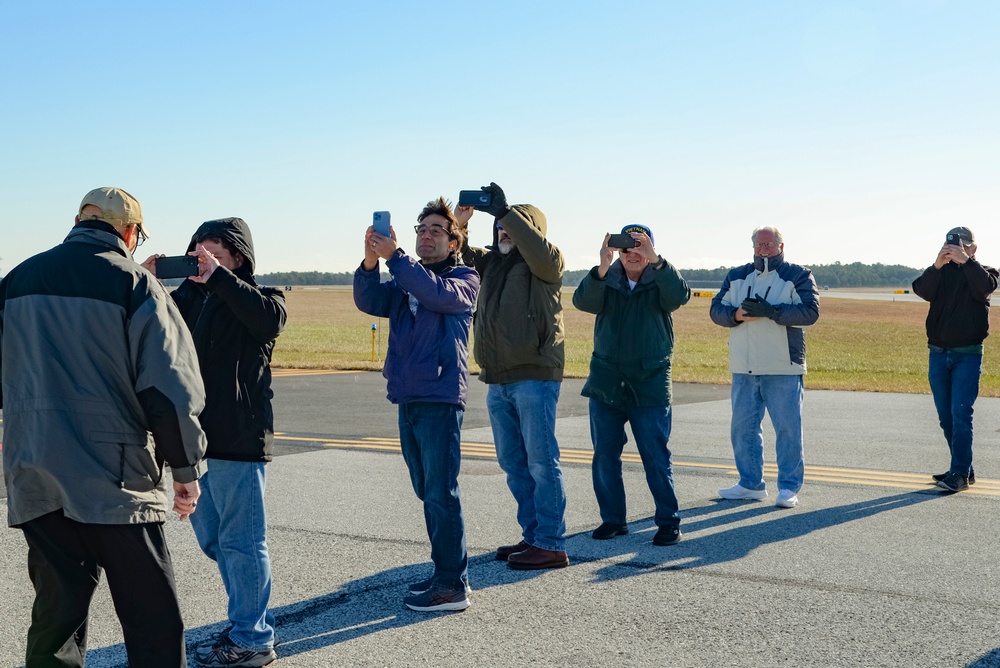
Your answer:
[3,371,1000,667]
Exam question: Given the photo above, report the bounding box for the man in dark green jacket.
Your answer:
[573,224,691,546]
[457,182,569,571]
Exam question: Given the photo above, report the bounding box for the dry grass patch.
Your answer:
[274,287,999,397]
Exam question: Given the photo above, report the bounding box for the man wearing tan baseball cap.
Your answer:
[1,186,207,666]
[77,186,149,249]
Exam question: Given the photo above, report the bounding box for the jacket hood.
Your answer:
[753,251,785,274]
[187,217,256,279]
[493,204,547,246]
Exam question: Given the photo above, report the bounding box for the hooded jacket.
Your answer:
[1,221,207,526]
[460,205,565,384]
[354,250,480,408]
[709,252,820,375]
[912,258,998,349]
[170,218,287,462]
[573,258,691,407]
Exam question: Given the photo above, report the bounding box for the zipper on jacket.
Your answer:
[119,445,126,489]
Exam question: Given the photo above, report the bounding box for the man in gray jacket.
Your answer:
[0,187,207,668]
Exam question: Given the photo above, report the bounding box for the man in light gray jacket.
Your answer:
[0,187,207,668]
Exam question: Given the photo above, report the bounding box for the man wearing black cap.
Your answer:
[573,224,691,546]
[912,227,998,493]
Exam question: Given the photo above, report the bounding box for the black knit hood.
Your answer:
[187,217,257,281]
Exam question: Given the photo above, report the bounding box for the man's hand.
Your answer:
[477,182,510,219]
[741,295,777,319]
[734,307,757,323]
[363,226,380,270]
[597,233,615,278]
[188,244,222,284]
[141,254,164,276]
[454,205,474,225]
[173,480,201,521]
[369,225,399,261]
[630,230,659,264]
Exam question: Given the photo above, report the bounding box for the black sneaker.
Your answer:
[653,525,682,546]
[403,585,470,612]
[194,634,276,667]
[937,471,970,492]
[591,522,628,540]
[408,577,471,596]
[933,468,976,485]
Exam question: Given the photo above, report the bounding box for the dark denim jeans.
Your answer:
[398,402,468,589]
[928,347,983,477]
[487,381,567,551]
[589,398,680,529]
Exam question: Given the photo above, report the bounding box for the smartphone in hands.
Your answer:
[155,255,199,279]
[458,190,492,208]
[373,211,391,237]
[607,233,639,249]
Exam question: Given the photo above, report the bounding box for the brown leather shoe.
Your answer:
[495,540,530,562]
[507,546,569,571]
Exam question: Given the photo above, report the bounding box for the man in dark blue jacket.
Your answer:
[145,218,286,667]
[912,227,998,493]
[354,198,480,612]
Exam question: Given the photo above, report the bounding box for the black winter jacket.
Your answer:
[170,218,287,462]
[912,258,998,349]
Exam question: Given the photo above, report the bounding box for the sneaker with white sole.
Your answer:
[408,577,472,596]
[718,484,768,500]
[193,633,275,667]
[775,489,799,508]
[403,585,470,612]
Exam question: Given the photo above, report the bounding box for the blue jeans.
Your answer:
[928,347,983,476]
[589,399,680,528]
[398,402,468,589]
[190,460,275,652]
[487,381,567,551]
[730,374,805,493]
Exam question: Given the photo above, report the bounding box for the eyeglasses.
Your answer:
[135,225,147,247]
[753,241,780,249]
[414,224,450,238]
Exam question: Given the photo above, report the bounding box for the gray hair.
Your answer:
[751,226,783,244]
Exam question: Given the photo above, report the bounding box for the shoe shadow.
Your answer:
[579,490,941,583]
[79,551,549,666]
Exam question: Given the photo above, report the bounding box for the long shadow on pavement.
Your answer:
[79,552,551,666]
[582,490,942,581]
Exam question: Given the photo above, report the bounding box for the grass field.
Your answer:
[272,286,1000,397]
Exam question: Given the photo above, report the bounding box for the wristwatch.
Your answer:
[652,255,666,270]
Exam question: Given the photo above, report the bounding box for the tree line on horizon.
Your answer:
[257,261,923,289]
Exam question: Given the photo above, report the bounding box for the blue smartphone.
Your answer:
[373,211,391,237]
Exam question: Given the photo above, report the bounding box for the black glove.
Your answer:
[741,295,777,319]
[477,182,510,219]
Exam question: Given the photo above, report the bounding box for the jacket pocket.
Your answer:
[91,430,162,492]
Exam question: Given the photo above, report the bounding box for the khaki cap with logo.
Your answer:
[78,187,148,239]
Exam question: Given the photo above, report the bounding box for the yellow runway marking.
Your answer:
[272,369,362,378]
[273,434,1000,497]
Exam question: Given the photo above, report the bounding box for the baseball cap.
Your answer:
[621,224,654,245]
[79,187,147,239]
[947,226,975,245]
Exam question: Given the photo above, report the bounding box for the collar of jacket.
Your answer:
[420,252,462,275]
[65,221,131,258]
[753,251,785,274]
[607,259,656,292]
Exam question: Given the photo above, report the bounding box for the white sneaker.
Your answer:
[718,484,768,500]
[775,489,799,508]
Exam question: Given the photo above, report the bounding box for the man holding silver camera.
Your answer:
[912,227,998,493]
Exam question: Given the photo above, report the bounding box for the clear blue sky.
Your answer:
[2,1,997,276]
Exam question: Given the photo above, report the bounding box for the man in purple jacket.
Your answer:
[354,197,480,612]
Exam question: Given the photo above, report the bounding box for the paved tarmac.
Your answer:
[2,371,1000,667]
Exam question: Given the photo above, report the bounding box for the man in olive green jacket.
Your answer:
[573,223,690,546]
[457,182,569,571]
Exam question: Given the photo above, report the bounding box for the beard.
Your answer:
[498,238,516,255]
